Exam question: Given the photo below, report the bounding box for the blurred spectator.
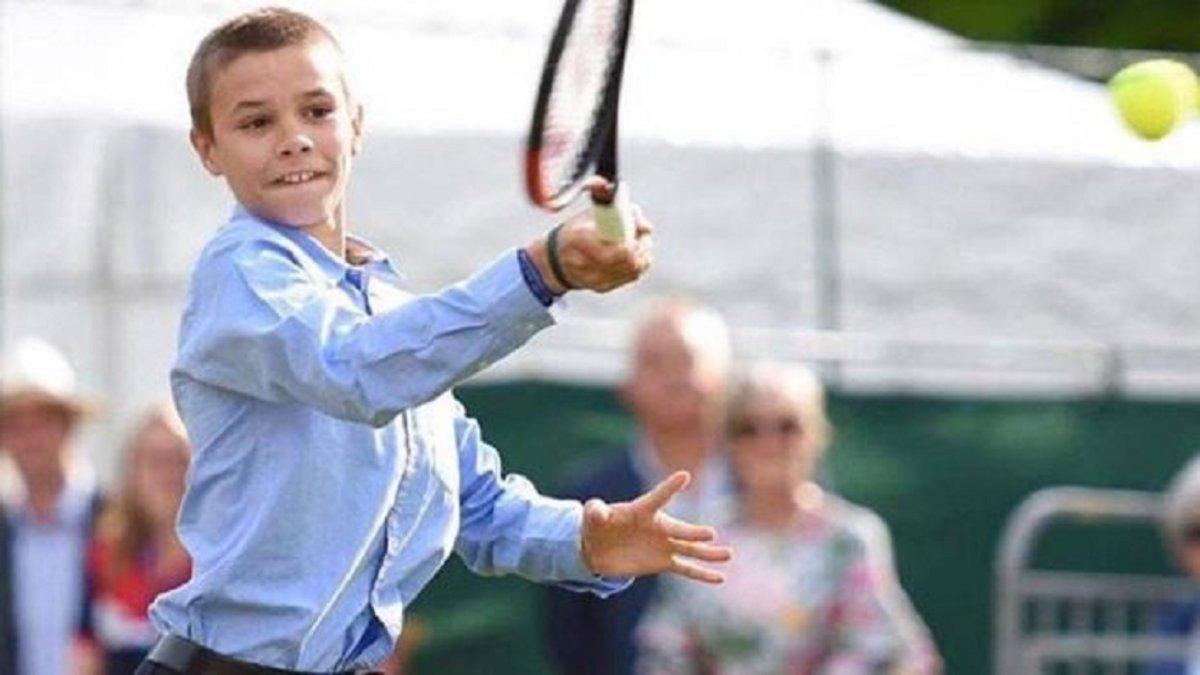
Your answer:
[1148,455,1200,675]
[543,298,733,675]
[636,362,940,675]
[74,405,192,675]
[0,337,103,675]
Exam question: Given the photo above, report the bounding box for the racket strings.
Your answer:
[538,0,625,198]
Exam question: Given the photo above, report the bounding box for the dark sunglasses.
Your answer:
[730,416,803,439]
[1184,524,1200,544]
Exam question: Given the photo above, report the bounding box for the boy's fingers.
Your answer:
[575,236,619,267]
[601,241,632,267]
[585,176,615,200]
[633,210,652,237]
[658,514,715,542]
[670,539,733,563]
[633,471,690,513]
[669,557,726,585]
[634,247,653,275]
[623,255,645,281]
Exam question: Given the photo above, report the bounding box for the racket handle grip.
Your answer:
[592,182,634,244]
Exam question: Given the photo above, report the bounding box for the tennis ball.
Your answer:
[1109,59,1199,141]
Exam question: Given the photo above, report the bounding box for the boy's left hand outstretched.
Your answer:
[580,471,733,584]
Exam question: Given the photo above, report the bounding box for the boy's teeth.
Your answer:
[282,171,315,184]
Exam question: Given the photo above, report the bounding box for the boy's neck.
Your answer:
[302,219,346,260]
[300,202,351,262]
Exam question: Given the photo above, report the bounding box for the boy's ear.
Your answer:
[189,128,224,177]
[350,103,365,156]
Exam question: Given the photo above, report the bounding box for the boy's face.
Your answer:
[191,39,363,228]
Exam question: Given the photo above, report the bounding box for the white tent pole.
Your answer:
[812,47,842,385]
[94,128,123,479]
[0,0,7,356]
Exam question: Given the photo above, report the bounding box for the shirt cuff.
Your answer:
[491,249,567,328]
[516,247,559,308]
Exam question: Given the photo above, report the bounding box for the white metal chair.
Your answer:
[995,487,1196,674]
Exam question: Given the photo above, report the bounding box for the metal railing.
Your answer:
[995,487,1196,674]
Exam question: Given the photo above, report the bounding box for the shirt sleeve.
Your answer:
[174,237,553,427]
[449,397,632,597]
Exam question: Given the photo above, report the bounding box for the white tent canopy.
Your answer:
[8,0,1200,162]
[4,0,1200,475]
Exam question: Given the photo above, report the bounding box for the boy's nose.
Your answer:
[278,134,314,157]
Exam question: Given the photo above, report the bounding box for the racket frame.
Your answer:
[525,0,635,211]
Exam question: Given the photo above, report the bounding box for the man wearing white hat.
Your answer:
[0,337,102,675]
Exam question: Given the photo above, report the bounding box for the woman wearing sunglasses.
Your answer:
[636,363,939,674]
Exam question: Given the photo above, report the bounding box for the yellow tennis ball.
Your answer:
[1109,59,1199,141]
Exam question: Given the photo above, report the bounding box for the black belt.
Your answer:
[146,634,369,675]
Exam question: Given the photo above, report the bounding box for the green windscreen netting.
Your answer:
[406,382,1200,674]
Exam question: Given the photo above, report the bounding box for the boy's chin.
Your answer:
[253,202,333,228]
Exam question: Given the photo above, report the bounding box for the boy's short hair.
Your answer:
[186,7,342,138]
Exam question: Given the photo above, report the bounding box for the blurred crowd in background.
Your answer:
[3,296,1200,675]
[6,1,1200,673]
[0,297,950,675]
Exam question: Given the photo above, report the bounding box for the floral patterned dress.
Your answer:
[635,491,939,675]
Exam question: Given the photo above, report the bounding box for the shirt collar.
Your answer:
[231,205,399,281]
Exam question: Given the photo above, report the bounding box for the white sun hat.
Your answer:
[0,337,96,419]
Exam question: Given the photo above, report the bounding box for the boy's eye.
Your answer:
[239,116,271,130]
[307,105,334,120]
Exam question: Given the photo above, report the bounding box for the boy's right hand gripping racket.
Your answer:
[525,0,636,243]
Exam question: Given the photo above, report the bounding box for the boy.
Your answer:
[141,8,730,675]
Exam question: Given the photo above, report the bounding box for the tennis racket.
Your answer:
[525,0,636,243]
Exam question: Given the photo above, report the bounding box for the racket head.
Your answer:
[526,0,634,211]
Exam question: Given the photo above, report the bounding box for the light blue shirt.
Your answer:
[150,207,627,671]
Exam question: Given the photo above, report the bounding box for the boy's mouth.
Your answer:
[272,170,327,186]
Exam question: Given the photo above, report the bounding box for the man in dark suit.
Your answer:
[543,299,732,675]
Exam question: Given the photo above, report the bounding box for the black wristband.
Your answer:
[546,224,577,290]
